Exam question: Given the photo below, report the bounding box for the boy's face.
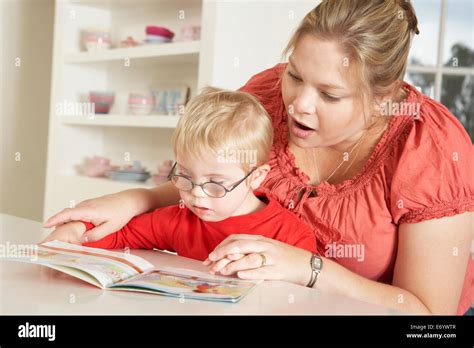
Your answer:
[174,155,255,222]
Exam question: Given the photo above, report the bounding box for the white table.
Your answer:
[0,213,400,315]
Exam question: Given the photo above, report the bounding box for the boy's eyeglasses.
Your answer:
[167,162,257,198]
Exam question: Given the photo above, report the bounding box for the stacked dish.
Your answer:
[144,25,174,44]
[89,91,115,114]
[128,92,156,115]
[82,28,112,51]
[75,156,119,177]
[106,161,151,182]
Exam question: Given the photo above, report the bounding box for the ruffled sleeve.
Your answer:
[390,96,474,224]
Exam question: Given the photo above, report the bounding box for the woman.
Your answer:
[44,0,473,315]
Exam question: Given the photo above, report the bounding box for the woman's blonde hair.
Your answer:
[172,86,273,172]
[284,0,420,102]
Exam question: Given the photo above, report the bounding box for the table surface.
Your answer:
[0,213,401,315]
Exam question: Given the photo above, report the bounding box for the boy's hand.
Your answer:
[40,221,87,245]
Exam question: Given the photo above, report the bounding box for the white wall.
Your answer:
[0,0,54,221]
[199,0,318,90]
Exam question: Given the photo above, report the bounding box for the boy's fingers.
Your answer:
[40,232,56,244]
[79,223,110,243]
[202,258,212,265]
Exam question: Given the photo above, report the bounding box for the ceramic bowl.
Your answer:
[89,91,115,114]
[85,40,112,51]
[106,161,151,182]
[129,105,154,115]
[144,37,171,44]
[181,25,201,41]
[145,26,174,39]
[82,29,112,51]
[75,156,119,177]
[128,93,155,115]
[106,171,151,182]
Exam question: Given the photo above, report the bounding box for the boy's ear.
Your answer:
[249,164,270,190]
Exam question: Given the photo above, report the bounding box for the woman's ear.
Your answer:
[249,164,271,190]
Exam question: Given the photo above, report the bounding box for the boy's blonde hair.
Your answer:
[172,86,273,172]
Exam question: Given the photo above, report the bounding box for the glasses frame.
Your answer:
[167,162,257,198]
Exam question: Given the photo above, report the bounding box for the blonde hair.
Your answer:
[284,0,420,102]
[172,86,273,172]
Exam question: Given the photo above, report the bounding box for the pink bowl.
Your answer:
[128,93,155,105]
[88,156,110,165]
[90,91,115,100]
[85,37,112,44]
[145,26,174,39]
[82,30,112,51]
[90,92,115,114]
[75,156,119,177]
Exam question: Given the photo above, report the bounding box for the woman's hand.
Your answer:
[43,190,142,243]
[203,234,314,286]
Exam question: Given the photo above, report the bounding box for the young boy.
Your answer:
[43,87,317,268]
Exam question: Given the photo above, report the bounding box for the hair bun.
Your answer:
[396,0,420,34]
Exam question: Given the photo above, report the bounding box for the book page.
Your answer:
[4,241,154,288]
[110,267,262,302]
[45,264,104,288]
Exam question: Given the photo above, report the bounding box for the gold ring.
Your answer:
[259,253,266,267]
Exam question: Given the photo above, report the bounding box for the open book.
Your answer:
[4,241,260,303]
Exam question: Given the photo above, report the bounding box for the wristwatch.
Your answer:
[306,253,323,288]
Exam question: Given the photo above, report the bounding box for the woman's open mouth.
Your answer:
[290,117,316,139]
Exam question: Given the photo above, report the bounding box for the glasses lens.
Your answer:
[202,182,227,198]
[171,176,193,191]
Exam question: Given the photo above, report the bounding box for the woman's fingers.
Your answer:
[213,234,262,248]
[43,207,86,228]
[42,208,69,227]
[208,239,268,262]
[226,253,245,261]
[43,198,95,227]
[209,258,232,274]
[206,234,261,254]
[219,253,268,275]
[205,253,246,273]
[202,253,243,266]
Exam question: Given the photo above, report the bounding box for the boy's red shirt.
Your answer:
[82,192,317,260]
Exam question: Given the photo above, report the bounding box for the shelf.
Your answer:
[58,174,156,195]
[64,41,200,64]
[44,0,205,221]
[59,114,180,128]
[69,0,202,12]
